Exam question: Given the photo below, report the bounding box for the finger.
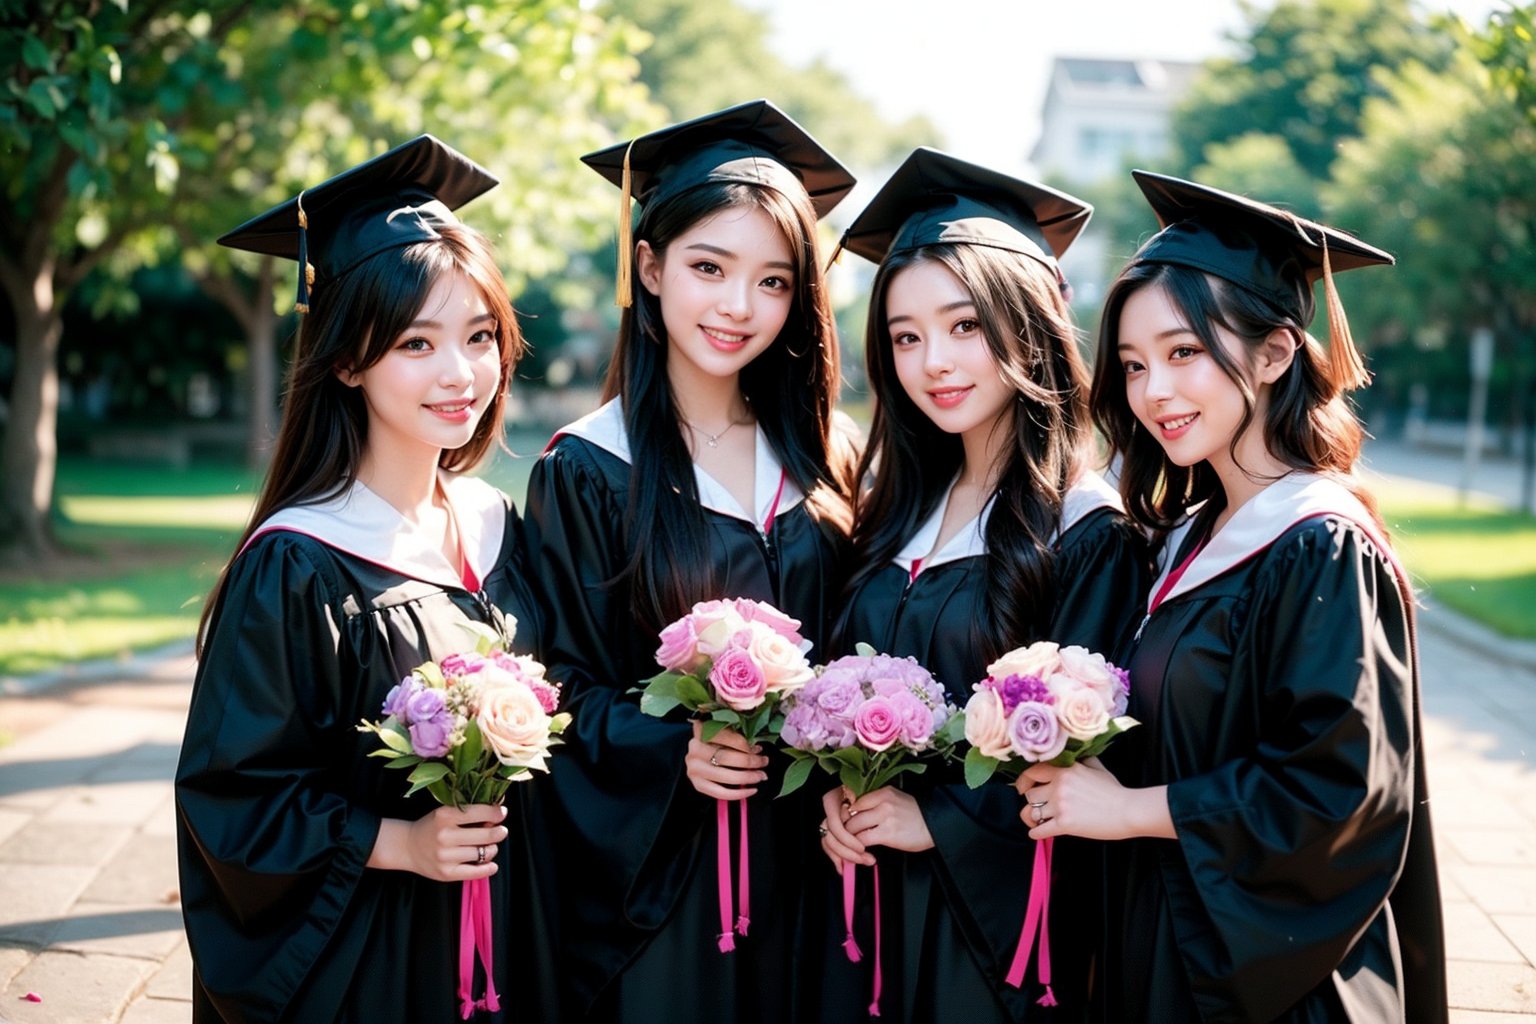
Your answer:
[1027,818,1061,842]
[446,859,500,882]
[709,728,758,754]
[820,837,851,874]
[821,831,865,866]
[702,743,769,771]
[450,803,509,827]
[821,788,846,817]
[847,791,887,814]
[1021,763,1059,784]
[823,809,865,853]
[449,824,510,848]
[697,762,769,787]
[846,811,884,838]
[692,779,759,801]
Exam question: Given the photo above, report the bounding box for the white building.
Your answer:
[1031,57,1200,303]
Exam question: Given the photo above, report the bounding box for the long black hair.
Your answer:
[849,244,1092,661]
[602,180,854,635]
[199,222,523,652]
[1089,259,1379,533]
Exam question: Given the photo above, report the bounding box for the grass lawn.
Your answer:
[1374,478,1536,640]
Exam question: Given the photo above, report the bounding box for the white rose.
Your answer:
[746,621,815,694]
[478,682,553,771]
[1047,675,1111,741]
[986,641,1062,682]
[1058,646,1120,705]
[963,688,1014,760]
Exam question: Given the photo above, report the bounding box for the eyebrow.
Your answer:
[684,242,794,272]
[408,313,497,329]
[887,300,975,325]
[1118,326,1197,350]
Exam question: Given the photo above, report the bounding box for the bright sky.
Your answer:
[743,0,1495,177]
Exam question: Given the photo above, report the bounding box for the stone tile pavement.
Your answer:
[3,604,1536,1021]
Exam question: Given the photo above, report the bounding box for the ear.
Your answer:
[1253,327,1297,385]
[635,239,663,297]
[335,364,362,388]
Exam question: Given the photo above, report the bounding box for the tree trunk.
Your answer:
[244,260,277,469]
[0,258,63,562]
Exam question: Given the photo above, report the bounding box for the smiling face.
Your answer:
[339,270,501,465]
[885,258,1013,448]
[636,202,796,389]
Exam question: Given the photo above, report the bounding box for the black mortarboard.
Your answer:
[1130,169,1392,389]
[218,135,498,314]
[838,147,1093,269]
[582,99,856,306]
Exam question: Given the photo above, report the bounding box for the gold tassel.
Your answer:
[1318,232,1371,391]
[295,191,312,316]
[822,235,846,276]
[615,140,636,309]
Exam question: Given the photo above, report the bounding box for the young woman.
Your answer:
[176,136,553,1023]
[1019,170,1446,1022]
[815,148,1152,1022]
[521,101,856,1022]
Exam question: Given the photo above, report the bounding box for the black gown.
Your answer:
[175,475,556,1024]
[521,400,847,1023]
[1101,473,1446,1023]
[823,474,1152,1024]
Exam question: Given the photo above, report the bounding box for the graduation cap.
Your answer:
[218,135,498,314]
[582,99,856,307]
[1130,169,1393,391]
[837,147,1093,271]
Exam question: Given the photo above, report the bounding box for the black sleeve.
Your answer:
[1050,508,1153,660]
[1165,520,1419,1021]
[174,536,379,1023]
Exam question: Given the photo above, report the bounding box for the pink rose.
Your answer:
[655,616,703,672]
[710,648,769,712]
[987,642,1062,683]
[853,695,903,752]
[1058,646,1120,706]
[439,651,487,681]
[745,622,814,694]
[1051,680,1112,741]
[734,598,806,645]
[1008,700,1067,762]
[692,601,750,659]
[963,688,1014,760]
[478,682,553,771]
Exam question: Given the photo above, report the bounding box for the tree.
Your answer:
[1172,0,1450,180]
[1,1,258,562]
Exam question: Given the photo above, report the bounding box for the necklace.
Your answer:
[685,416,751,448]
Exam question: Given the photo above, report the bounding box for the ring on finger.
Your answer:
[817,823,829,837]
[710,749,720,767]
[475,845,487,865]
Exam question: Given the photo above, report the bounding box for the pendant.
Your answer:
[706,436,719,448]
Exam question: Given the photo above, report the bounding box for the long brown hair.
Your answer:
[1090,259,1379,532]
[601,179,854,635]
[849,244,1092,661]
[198,222,524,652]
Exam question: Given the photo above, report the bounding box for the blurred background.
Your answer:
[2,0,1534,678]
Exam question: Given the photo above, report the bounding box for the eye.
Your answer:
[469,327,498,347]
[1170,344,1202,361]
[1121,359,1146,376]
[891,331,920,348]
[691,260,722,276]
[953,318,980,336]
[398,336,431,352]
[761,274,791,292]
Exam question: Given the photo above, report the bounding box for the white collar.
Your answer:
[893,470,1122,573]
[554,397,806,529]
[1148,471,1401,611]
[244,471,507,591]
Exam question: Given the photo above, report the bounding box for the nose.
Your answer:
[922,335,952,377]
[1142,359,1174,402]
[438,343,476,389]
[715,277,752,320]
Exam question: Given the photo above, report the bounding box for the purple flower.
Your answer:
[381,675,419,719]
[408,711,455,758]
[816,677,862,718]
[782,702,831,751]
[890,689,935,748]
[995,673,1052,715]
[1007,700,1067,762]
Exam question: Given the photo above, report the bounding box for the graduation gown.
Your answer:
[521,398,847,1022]
[175,474,555,1024]
[1102,472,1446,1023]
[823,472,1152,1023]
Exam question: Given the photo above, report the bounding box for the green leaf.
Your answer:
[936,711,968,747]
[778,756,816,798]
[638,672,680,699]
[26,79,60,119]
[700,719,728,743]
[22,34,54,74]
[407,762,451,786]
[639,691,684,718]
[838,763,867,798]
[385,754,423,770]
[549,712,572,734]
[378,726,414,755]
[964,748,1001,790]
[675,675,711,708]
[426,779,455,806]
[415,662,445,688]
[456,719,484,775]
[828,746,866,768]
[854,641,877,657]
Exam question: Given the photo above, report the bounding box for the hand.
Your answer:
[818,785,872,871]
[841,786,934,854]
[684,721,768,801]
[1016,760,1174,841]
[369,803,508,881]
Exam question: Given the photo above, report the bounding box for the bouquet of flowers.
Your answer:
[357,620,569,1019]
[956,640,1136,1006]
[777,645,964,1015]
[961,641,1135,788]
[778,645,965,798]
[636,597,815,953]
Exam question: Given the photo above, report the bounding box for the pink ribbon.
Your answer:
[458,876,501,1019]
[1004,836,1057,1007]
[716,798,752,952]
[842,861,884,1016]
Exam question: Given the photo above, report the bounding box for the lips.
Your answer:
[701,325,750,352]
[927,386,973,409]
[1156,411,1198,439]
[425,399,475,423]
